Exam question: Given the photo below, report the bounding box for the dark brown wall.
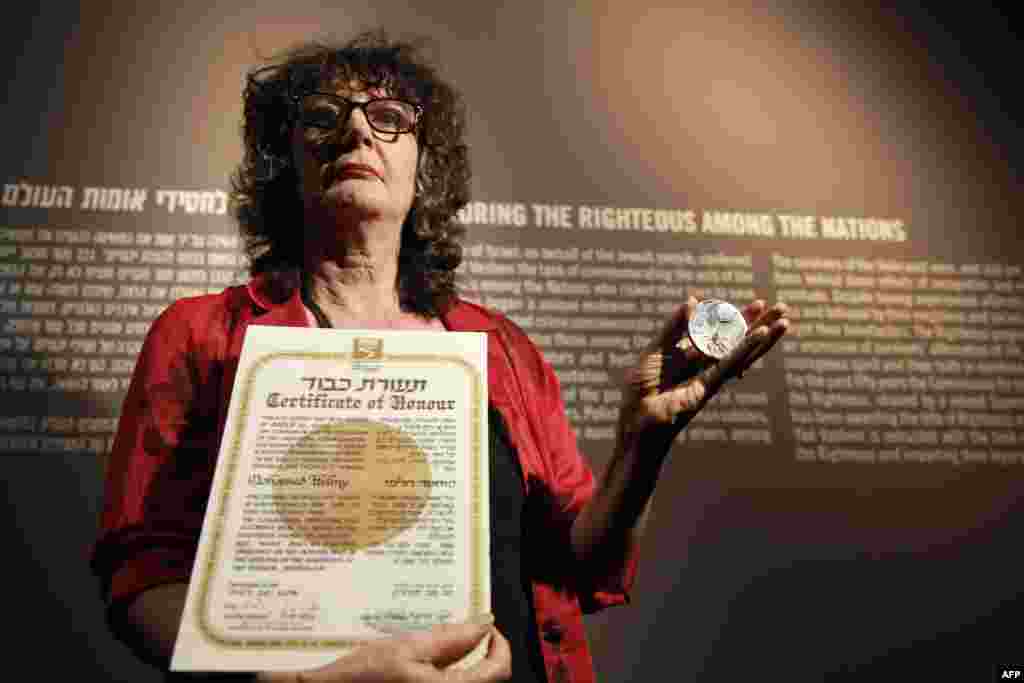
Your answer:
[1,2,1021,680]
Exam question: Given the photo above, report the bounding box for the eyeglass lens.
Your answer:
[300,95,418,134]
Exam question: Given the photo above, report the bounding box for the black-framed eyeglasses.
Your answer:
[295,92,423,139]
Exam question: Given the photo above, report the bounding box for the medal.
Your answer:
[686,299,747,359]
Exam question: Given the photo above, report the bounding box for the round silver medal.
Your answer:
[688,299,748,359]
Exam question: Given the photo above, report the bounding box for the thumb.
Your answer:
[648,296,697,352]
[408,616,494,667]
[698,325,769,395]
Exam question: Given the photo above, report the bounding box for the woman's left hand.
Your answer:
[570,297,788,565]
[620,297,789,450]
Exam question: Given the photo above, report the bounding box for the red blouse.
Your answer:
[92,276,637,683]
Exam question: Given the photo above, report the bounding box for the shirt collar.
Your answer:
[245,274,498,332]
[245,273,310,327]
[441,299,499,332]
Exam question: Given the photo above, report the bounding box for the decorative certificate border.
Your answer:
[193,351,486,650]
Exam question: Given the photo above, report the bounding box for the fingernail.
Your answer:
[468,613,495,627]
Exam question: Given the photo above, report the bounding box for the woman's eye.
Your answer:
[369,103,411,130]
[375,111,401,126]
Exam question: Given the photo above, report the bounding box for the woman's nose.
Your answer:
[338,105,374,146]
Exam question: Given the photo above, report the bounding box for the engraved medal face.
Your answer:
[688,299,748,359]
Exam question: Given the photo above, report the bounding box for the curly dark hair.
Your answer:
[231,31,470,317]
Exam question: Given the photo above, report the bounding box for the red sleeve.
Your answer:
[539,346,638,613]
[90,299,222,604]
[499,317,638,613]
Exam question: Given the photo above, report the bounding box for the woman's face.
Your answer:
[291,80,419,231]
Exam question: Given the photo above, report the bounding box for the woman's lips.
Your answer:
[336,163,380,179]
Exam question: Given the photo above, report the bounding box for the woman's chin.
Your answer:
[322,183,377,209]
[317,184,410,226]
[315,192,395,227]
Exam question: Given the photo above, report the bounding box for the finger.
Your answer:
[748,301,788,330]
[642,328,764,423]
[741,298,766,325]
[652,339,715,393]
[444,627,512,683]
[741,318,789,371]
[658,327,771,431]
[648,295,698,352]
[724,301,789,379]
[731,304,790,378]
[406,618,494,667]
[700,326,769,394]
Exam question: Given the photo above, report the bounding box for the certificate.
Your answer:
[171,326,490,672]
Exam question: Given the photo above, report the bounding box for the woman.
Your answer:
[92,32,788,683]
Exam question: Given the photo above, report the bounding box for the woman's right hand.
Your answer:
[256,619,510,683]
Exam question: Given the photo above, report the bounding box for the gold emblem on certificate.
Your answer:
[687,299,748,359]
